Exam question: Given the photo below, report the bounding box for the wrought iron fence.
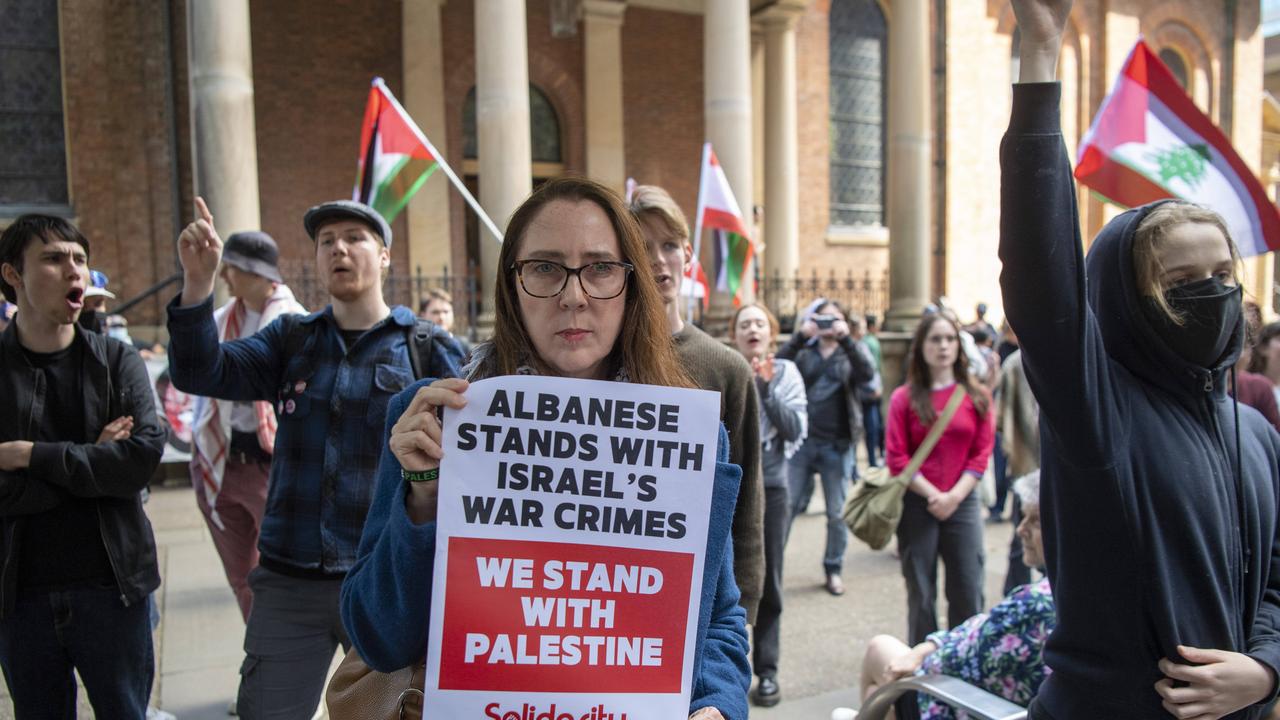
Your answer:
[279,260,481,339]
[757,267,890,333]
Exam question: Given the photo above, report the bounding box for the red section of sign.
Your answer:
[438,537,694,693]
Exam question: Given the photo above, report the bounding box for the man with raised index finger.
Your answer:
[166,197,464,719]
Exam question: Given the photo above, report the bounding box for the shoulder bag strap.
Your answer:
[898,385,968,483]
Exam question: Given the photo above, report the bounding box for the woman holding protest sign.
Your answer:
[1002,1,1280,718]
[729,302,807,707]
[340,177,750,720]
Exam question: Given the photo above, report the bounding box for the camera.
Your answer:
[813,314,836,330]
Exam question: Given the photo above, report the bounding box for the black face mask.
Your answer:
[1142,277,1242,369]
[77,310,103,334]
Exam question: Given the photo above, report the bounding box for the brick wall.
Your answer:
[59,0,182,327]
[620,7,705,229]
[250,0,409,280]
[52,0,1259,327]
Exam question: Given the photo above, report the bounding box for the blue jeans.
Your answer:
[787,439,853,575]
[0,584,154,719]
[861,400,884,466]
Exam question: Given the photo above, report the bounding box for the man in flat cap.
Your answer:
[187,230,305,625]
[167,198,463,718]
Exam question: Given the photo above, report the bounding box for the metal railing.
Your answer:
[854,675,1028,720]
[758,267,890,333]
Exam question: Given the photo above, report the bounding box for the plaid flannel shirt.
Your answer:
[167,295,462,574]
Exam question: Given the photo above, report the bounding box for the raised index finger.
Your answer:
[195,196,214,226]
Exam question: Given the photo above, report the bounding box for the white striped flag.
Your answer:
[1075,39,1280,257]
[691,143,755,305]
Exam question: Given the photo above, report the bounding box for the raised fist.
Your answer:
[1010,0,1072,48]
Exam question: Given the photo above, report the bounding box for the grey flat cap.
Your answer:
[303,200,392,248]
[223,231,283,283]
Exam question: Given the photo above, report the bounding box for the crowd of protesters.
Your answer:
[3,1,1280,718]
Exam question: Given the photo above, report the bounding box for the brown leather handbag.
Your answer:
[325,647,425,720]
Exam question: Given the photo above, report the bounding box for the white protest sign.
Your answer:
[424,375,721,720]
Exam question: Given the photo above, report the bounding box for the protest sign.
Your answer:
[424,375,721,720]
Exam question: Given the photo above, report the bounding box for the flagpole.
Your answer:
[372,77,505,245]
[688,142,712,323]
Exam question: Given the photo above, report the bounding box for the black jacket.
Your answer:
[777,333,874,447]
[1001,83,1280,718]
[0,323,165,616]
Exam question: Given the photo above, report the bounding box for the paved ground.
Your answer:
[0,473,1020,719]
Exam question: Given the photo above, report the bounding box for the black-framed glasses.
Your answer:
[510,259,635,300]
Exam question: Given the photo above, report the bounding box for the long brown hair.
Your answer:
[490,176,693,389]
[906,313,988,424]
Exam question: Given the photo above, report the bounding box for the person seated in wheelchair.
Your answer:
[860,471,1051,719]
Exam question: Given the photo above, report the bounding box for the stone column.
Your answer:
[883,0,932,331]
[703,0,755,316]
[475,0,532,325]
[757,1,803,316]
[189,0,261,304]
[403,0,452,280]
[582,0,627,194]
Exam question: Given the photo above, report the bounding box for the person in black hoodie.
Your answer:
[1002,2,1280,719]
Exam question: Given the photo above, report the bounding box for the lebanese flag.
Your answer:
[1075,39,1280,257]
[695,143,755,304]
[353,77,440,223]
[682,257,710,309]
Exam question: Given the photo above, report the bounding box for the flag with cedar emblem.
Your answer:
[1075,39,1280,257]
[354,78,440,223]
[694,143,755,304]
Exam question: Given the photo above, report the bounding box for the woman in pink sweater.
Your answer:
[885,312,995,645]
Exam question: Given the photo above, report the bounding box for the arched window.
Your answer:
[1158,47,1190,90]
[828,0,887,227]
[463,85,562,163]
[1,0,68,211]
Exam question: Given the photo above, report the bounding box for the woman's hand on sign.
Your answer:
[390,378,470,471]
[688,707,725,720]
[391,378,469,526]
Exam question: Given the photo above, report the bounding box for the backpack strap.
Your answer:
[279,314,309,364]
[408,317,457,380]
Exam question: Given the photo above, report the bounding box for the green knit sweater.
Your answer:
[674,324,764,623]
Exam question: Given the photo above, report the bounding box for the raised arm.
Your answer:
[1000,0,1121,467]
[166,198,290,401]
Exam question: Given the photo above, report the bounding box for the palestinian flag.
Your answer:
[353,78,440,223]
[696,144,755,304]
[1075,39,1280,257]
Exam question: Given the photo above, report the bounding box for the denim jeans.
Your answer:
[0,584,154,719]
[787,438,853,575]
[861,399,884,467]
[990,430,1010,515]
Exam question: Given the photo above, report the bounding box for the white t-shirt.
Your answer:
[230,308,264,433]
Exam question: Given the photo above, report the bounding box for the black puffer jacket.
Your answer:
[1000,82,1280,719]
[0,324,165,617]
